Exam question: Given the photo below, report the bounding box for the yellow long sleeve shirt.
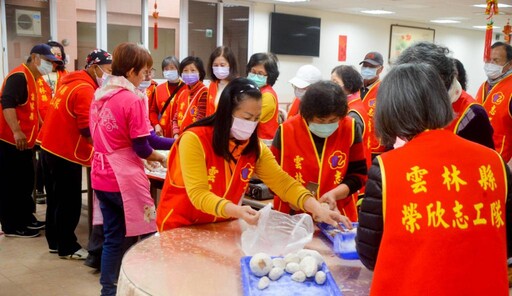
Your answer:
[259,92,277,124]
[174,131,311,218]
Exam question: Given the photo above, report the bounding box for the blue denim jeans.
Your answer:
[96,191,131,296]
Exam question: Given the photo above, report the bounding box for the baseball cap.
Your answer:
[85,49,113,69]
[289,65,322,89]
[30,44,63,64]
[359,52,384,66]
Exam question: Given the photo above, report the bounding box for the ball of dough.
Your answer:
[296,249,324,269]
[315,271,326,285]
[285,262,300,274]
[257,276,270,290]
[291,270,306,283]
[272,257,286,270]
[250,253,273,277]
[299,256,318,277]
[268,267,285,281]
[284,253,300,264]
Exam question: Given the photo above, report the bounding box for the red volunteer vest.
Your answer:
[153,81,187,137]
[38,70,96,166]
[38,70,68,121]
[257,85,279,140]
[156,126,257,231]
[287,97,300,119]
[177,82,207,133]
[476,74,512,161]
[0,64,39,148]
[274,115,358,221]
[145,80,158,111]
[206,80,219,116]
[362,81,386,155]
[372,129,508,296]
[445,90,478,134]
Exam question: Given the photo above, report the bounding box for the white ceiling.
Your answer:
[251,0,512,32]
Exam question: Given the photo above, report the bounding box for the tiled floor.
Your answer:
[0,199,101,296]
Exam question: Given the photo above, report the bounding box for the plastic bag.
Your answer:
[241,204,314,256]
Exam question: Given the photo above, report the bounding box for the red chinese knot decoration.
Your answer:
[153,0,159,49]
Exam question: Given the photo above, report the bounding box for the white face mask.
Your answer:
[308,122,339,138]
[163,70,179,82]
[95,65,109,87]
[361,67,378,80]
[447,78,462,103]
[37,59,53,76]
[294,87,307,100]
[213,66,230,80]
[138,80,151,91]
[230,116,258,141]
[484,63,505,80]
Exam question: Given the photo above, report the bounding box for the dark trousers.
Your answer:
[34,146,45,193]
[0,141,36,232]
[42,150,82,255]
[95,190,153,296]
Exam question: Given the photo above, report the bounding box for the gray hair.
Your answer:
[395,42,455,91]
[375,63,453,146]
[161,56,179,71]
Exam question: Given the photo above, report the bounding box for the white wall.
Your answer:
[252,3,488,104]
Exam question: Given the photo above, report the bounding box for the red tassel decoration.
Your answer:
[153,1,159,49]
[484,20,493,62]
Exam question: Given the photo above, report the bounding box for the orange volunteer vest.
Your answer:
[153,81,187,137]
[206,80,220,116]
[156,126,257,231]
[274,115,358,221]
[287,97,300,119]
[476,74,512,161]
[38,70,96,166]
[362,81,386,156]
[145,80,158,111]
[257,85,279,140]
[176,82,207,133]
[372,129,508,296]
[0,64,39,148]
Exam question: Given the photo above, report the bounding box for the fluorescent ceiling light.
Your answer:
[430,20,461,24]
[473,4,512,8]
[230,18,248,22]
[361,10,395,15]
[473,25,501,29]
[274,0,309,3]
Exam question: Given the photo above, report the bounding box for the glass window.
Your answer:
[76,22,97,70]
[223,4,249,77]
[107,0,142,51]
[188,1,217,61]
[5,0,51,70]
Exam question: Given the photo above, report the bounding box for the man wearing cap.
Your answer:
[0,44,62,237]
[287,64,322,119]
[359,51,386,159]
[37,49,112,258]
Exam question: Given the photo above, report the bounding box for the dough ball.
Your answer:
[250,253,273,277]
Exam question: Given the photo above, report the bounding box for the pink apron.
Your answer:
[91,89,156,237]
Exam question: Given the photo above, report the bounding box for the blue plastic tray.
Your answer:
[317,222,359,260]
[240,256,342,296]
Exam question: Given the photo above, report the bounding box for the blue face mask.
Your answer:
[247,73,267,87]
[308,122,339,138]
[361,67,378,80]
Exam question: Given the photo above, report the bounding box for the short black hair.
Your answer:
[186,78,262,162]
[161,56,179,71]
[331,65,363,94]
[208,46,238,82]
[395,42,455,91]
[491,41,512,61]
[47,41,66,71]
[375,63,453,146]
[246,52,279,86]
[453,58,467,91]
[179,56,206,81]
[300,80,348,121]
